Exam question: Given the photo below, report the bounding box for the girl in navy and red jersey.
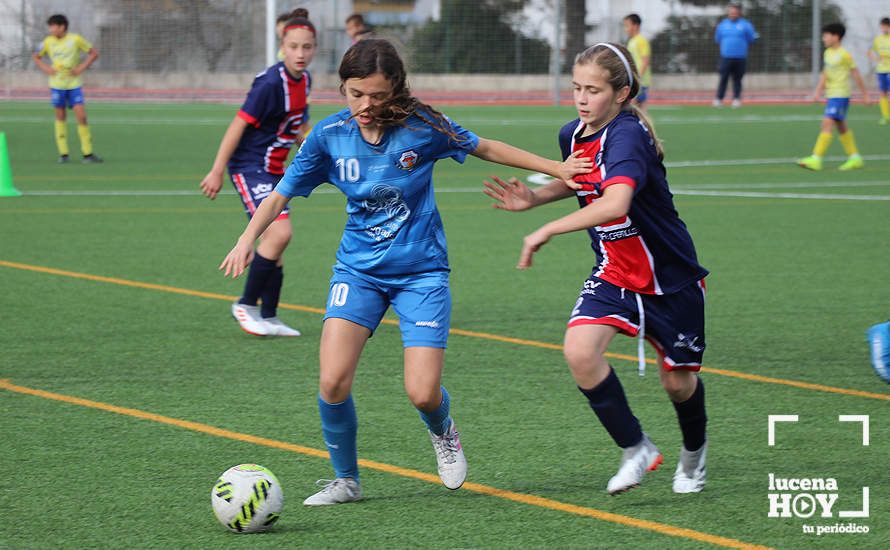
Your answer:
[484,43,710,495]
[199,10,315,337]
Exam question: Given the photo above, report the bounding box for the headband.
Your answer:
[283,23,315,36]
[593,42,633,88]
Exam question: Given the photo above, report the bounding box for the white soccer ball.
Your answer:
[211,464,284,533]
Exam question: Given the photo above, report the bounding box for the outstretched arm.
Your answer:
[471,137,592,183]
[200,116,249,199]
[483,175,575,211]
[517,183,634,269]
[219,191,290,277]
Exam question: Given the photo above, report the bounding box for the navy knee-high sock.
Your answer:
[672,376,707,451]
[260,264,283,318]
[578,367,643,448]
[239,253,276,306]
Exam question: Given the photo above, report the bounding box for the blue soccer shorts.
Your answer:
[636,86,650,104]
[877,73,890,93]
[325,266,451,348]
[230,169,289,220]
[824,97,850,121]
[50,87,84,109]
[567,275,707,371]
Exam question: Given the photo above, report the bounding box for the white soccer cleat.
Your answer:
[712,99,722,108]
[231,303,270,336]
[606,434,663,495]
[430,419,467,490]
[302,478,362,506]
[731,99,742,108]
[672,441,707,493]
[263,316,302,337]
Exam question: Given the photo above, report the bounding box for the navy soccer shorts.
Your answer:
[229,168,289,220]
[568,275,706,371]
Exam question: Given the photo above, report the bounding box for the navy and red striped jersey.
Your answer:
[228,63,311,175]
[558,111,708,295]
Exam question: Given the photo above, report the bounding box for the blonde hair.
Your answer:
[574,43,664,159]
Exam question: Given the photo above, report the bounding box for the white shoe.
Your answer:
[302,478,362,506]
[263,316,301,337]
[712,99,722,107]
[731,99,742,108]
[430,419,467,489]
[606,434,663,495]
[673,441,707,493]
[231,303,270,336]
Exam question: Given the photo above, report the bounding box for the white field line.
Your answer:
[689,180,890,190]
[0,113,878,127]
[18,186,890,201]
[670,189,890,201]
[665,154,890,168]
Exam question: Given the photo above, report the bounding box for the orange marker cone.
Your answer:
[0,132,21,197]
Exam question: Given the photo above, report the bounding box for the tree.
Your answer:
[409,0,550,73]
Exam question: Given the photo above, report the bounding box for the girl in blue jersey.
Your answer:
[220,38,591,505]
[485,43,710,495]
[200,10,315,337]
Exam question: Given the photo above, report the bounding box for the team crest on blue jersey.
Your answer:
[595,150,603,166]
[397,150,419,171]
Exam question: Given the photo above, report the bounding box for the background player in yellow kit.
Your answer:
[32,14,102,164]
[797,23,869,171]
[868,17,890,124]
[624,14,652,112]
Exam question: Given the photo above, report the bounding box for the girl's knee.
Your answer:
[319,375,352,403]
[406,385,439,411]
[661,370,697,401]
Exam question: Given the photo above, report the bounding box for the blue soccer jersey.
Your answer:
[558,111,708,295]
[229,63,311,175]
[275,108,480,278]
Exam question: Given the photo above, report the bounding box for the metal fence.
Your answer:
[3,0,888,99]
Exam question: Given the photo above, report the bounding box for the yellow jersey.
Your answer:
[872,34,890,73]
[823,46,855,98]
[36,33,93,90]
[627,34,652,87]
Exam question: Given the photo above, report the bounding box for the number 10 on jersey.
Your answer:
[336,158,360,182]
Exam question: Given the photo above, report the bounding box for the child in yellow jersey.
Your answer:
[868,17,890,124]
[798,23,869,171]
[624,13,652,112]
[32,14,101,164]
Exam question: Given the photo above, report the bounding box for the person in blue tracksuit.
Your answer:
[714,3,758,107]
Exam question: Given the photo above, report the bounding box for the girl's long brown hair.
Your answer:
[338,39,463,142]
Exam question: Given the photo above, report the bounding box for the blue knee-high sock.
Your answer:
[319,395,359,480]
[259,264,283,318]
[417,386,451,436]
[239,253,277,306]
[578,367,643,448]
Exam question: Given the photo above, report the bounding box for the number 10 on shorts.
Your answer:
[329,283,350,307]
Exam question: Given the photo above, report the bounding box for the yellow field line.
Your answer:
[0,378,769,550]
[2,259,889,403]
